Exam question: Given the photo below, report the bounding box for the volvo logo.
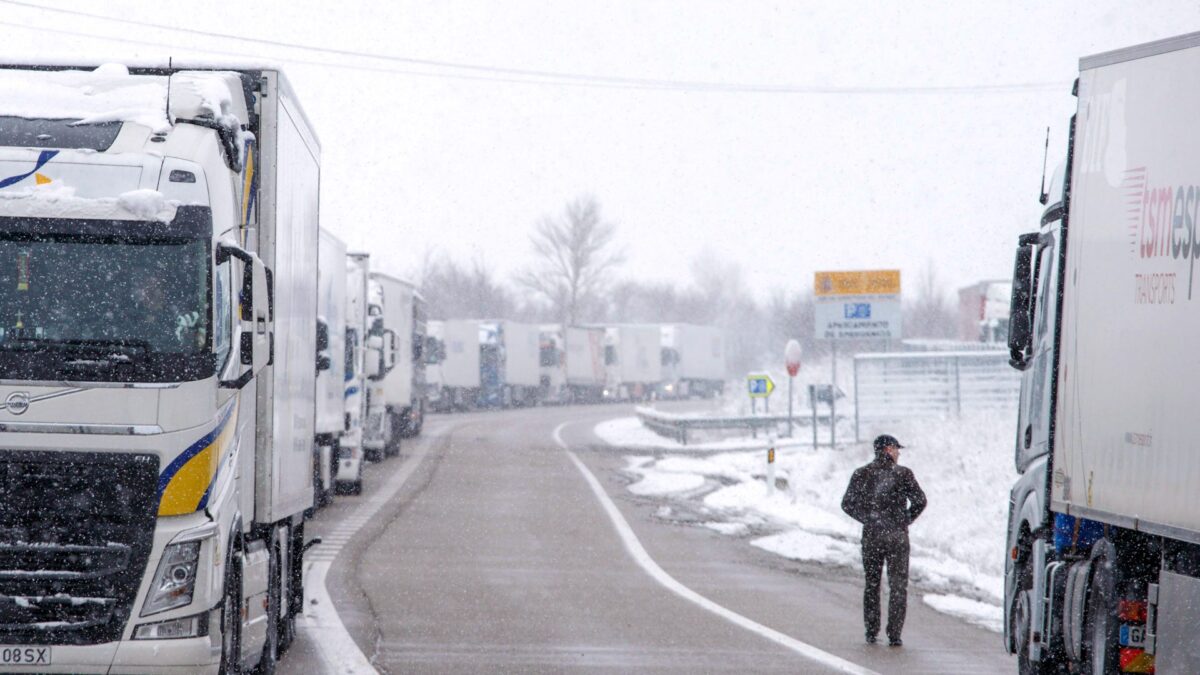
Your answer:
[4,392,31,415]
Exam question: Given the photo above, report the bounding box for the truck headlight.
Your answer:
[132,611,208,640]
[141,541,200,616]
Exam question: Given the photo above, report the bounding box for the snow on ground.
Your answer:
[597,407,1015,632]
[595,416,807,452]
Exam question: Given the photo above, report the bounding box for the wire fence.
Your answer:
[853,350,1019,438]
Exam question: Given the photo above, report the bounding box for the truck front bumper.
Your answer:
[0,633,220,674]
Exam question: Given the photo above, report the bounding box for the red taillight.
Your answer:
[1118,647,1154,673]
[1118,599,1147,623]
[1011,546,1018,560]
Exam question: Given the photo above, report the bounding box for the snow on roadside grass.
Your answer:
[598,408,1015,631]
[594,416,807,453]
[923,594,1004,633]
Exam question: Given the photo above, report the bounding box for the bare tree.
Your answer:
[517,196,624,325]
[417,250,517,320]
[904,259,957,339]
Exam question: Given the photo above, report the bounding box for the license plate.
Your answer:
[0,646,51,666]
[1120,624,1146,648]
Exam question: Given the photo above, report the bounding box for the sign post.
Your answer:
[747,373,775,437]
[814,270,902,448]
[784,340,802,438]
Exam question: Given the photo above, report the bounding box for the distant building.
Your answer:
[957,280,1012,343]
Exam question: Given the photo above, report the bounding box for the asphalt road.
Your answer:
[281,405,1014,674]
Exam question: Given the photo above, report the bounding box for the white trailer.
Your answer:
[1004,31,1200,673]
[424,319,449,412]
[659,324,725,398]
[603,325,662,401]
[564,326,606,401]
[313,228,347,508]
[371,273,427,440]
[538,324,567,404]
[498,320,541,406]
[337,252,371,493]
[437,320,539,408]
[0,63,317,672]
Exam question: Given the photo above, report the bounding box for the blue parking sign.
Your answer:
[844,303,871,319]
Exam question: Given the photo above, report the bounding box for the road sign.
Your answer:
[814,269,902,340]
[784,340,802,377]
[746,373,775,398]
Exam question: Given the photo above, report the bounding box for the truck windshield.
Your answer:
[0,214,213,382]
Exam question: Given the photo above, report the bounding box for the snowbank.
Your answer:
[597,408,1015,631]
[595,415,808,453]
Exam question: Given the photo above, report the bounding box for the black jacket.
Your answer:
[841,456,927,535]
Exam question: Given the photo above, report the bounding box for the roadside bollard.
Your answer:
[766,437,777,496]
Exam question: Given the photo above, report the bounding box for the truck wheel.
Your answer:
[350,479,363,496]
[1014,559,1057,675]
[219,548,244,675]
[384,411,402,457]
[1084,554,1118,675]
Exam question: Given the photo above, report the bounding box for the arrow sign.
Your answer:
[746,373,775,398]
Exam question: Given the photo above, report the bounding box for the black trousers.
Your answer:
[861,529,910,640]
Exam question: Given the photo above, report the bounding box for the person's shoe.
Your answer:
[888,637,903,647]
[865,633,877,644]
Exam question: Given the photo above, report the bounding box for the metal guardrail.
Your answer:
[635,407,833,446]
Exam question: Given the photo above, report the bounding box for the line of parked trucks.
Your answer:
[0,60,728,673]
[424,320,726,411]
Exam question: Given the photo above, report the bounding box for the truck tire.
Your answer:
[384,411,402,457]
[1013,555,1061,675]
[219,546,244,675]
[1084,550,1119,675]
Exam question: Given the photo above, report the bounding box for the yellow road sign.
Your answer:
[814,270,901,297]
[747,373,775,398]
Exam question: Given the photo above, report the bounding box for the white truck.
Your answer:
[438,320,540,408]
[659,324,725,399]
[1004,32,1200,674]
[336,252,374,493]
[313,228,347,508]
[424,319,449,413]
[370,273,427,439]
[361,275,398,461]
[0,64,317,672]
[603,324,662,401]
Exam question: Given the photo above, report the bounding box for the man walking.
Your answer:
[841,434,926,647]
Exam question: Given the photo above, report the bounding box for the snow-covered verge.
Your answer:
[596,409,1015,632]
[595,416,809,453]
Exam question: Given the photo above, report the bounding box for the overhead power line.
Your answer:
[0,1,1069,95]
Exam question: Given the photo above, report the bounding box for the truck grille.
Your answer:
[0,451,158,645]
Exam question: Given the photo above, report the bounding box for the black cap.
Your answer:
[873,434,904,452]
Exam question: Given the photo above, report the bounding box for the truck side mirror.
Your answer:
[316,319,331,372]
[1008,233,1038,370]
[217,243,272,388]
[383,329,398,371]
[365,335,384,379]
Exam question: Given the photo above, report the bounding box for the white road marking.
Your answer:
[298,432,437,675]
[553,421,878,675]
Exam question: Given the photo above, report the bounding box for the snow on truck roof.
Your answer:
[0,64,249,133]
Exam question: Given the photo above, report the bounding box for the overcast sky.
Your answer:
[4,1,1200,299]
